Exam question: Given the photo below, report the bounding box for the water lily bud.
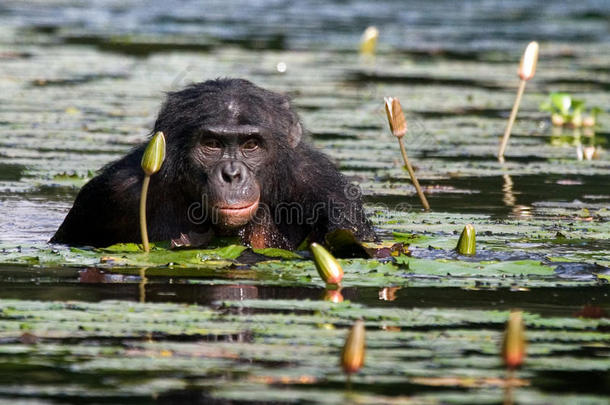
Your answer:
[341,320,365,374]
[384,97,407,138]
[310,243,344,284]
[518,41,539,81]
[456,224,476,255]
[582,116,595,128]
[141,131,166,176]
[359,26,378,55]
[551,113,565,127]
[502,311,526,369]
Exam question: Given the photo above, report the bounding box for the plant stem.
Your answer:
[397,137,430,211]
[139,268,147,303]
[140,174,151,252]
[498,79,527,159]
[503,368,515,405]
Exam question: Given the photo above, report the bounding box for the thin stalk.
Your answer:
[139,267,147,303]
[503,368,515,405]
[139,175,151,252]
[398,137,430,211]
[498,79,527,159]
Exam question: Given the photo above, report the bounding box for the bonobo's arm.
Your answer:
[50,151,144,247]
[295,145,377,243]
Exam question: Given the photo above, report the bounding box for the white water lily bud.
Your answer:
[518,42,539,81]
[360,26,378,55]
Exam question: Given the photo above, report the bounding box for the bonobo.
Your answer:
[51,78,376,249]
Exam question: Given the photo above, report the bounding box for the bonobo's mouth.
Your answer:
[213,199,259,228]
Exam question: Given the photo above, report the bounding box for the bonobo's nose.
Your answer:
[219,160,246,184]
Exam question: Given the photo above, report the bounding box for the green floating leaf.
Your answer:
[571,99,585,114]
[252,248,302,260]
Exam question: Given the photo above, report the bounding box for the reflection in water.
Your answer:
[512,205,532,218]
[550,127,603,161]
[502,174,532,218]
[79,268,262,304]
[139,268,147,303]
[378,287,400,301]
[322,287,344,303]
[502,174,516,207]
[503,370,516,405]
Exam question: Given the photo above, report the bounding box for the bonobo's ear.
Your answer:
[282,100,302,148]
[287,121,302,148]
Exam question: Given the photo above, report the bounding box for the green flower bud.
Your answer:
[456,224,476,255]
[141,131,166,176]
[341,320,365,374]
[310,242,344,285]
[502,310,526,369]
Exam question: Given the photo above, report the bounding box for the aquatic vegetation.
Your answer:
[140,131,166,252]
[456,224,476,255]
[502,311,527,370]
[540,93,603,128]
[359,26,378,56]
[384,97,430,211]
[341,319,366,375]
[311,242,345,285]
[498,41,539,159]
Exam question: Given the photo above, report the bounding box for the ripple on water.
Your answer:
[0,198,69,244]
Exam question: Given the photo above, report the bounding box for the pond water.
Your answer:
[0,1,609,404]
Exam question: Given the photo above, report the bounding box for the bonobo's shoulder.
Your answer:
[93,146,145,197]
[295,143,340,171]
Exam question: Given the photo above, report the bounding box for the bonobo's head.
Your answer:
[152,79,303,232]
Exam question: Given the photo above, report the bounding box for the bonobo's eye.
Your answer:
[241,138,261,152]
[201,138,222,150]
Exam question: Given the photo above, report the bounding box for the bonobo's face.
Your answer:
[190,124,268,230]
